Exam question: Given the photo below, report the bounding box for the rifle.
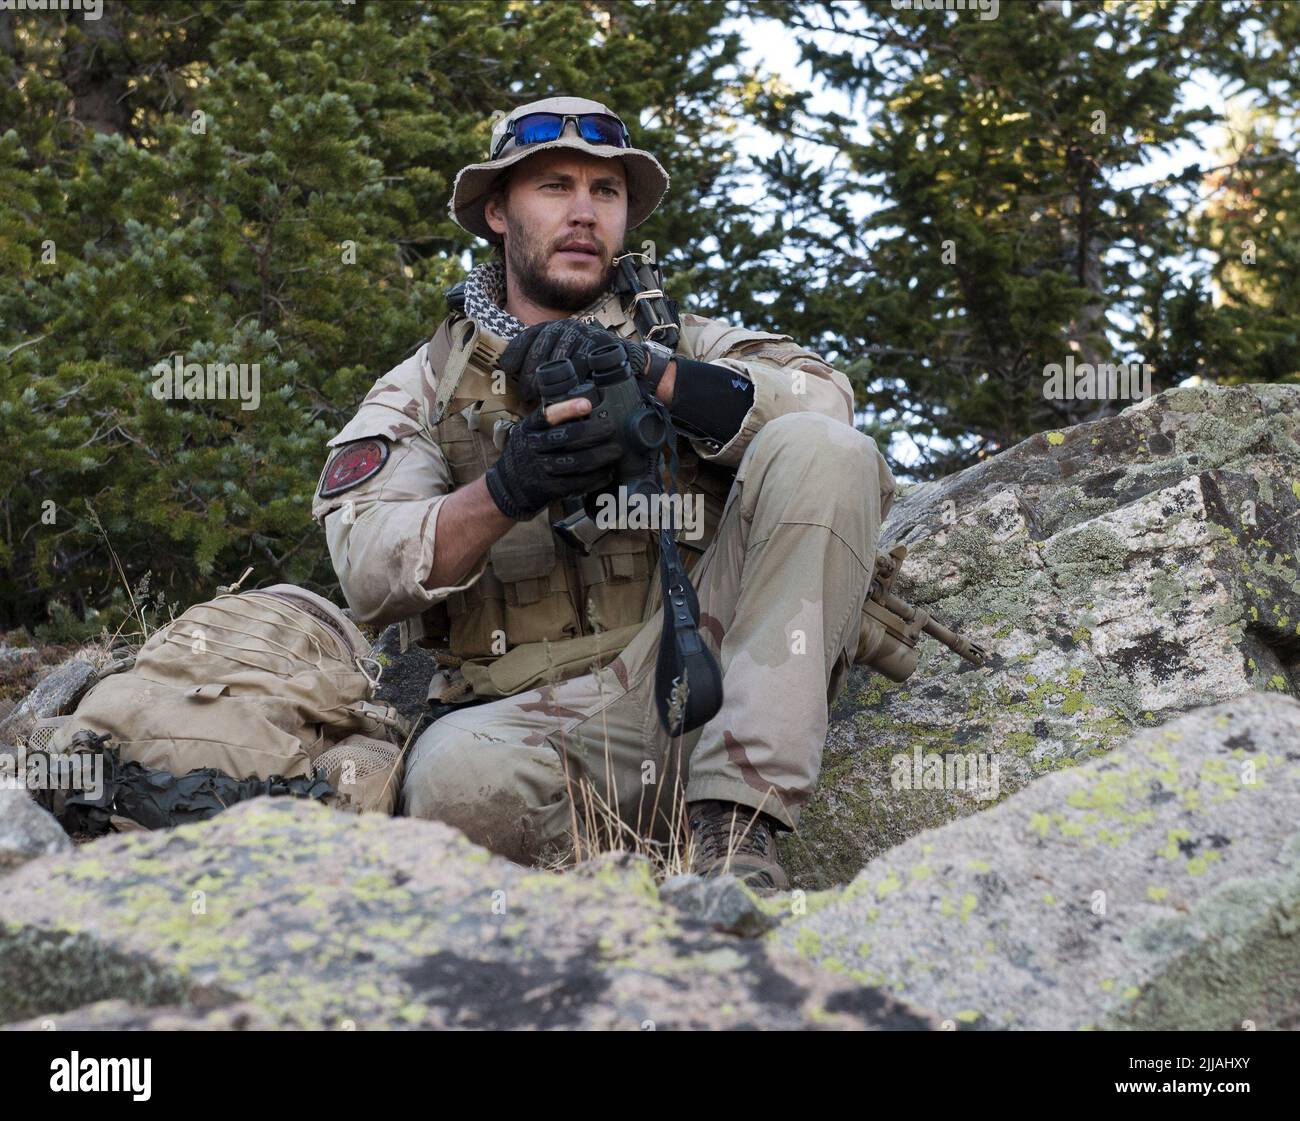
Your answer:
[858,544,987,682]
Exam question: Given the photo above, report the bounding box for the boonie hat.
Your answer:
[448,95,669,243]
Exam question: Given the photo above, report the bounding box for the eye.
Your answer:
[598,186,621,197]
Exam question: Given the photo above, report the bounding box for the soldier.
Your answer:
[313,96,896,893]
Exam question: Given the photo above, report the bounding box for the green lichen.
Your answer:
[792,927,823,959]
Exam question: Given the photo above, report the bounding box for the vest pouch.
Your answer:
[458,622,646,699]
[578,528,656,634]
[493,509,562,624]
[439,391,581,652]
[436,412,480,481]
[444,564,582,655]
[446,568,508,659]
[489,506,556,586]
[502,562,581,646]
[434,398,515,488]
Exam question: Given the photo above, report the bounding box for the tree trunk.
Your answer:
[61,0,132,136]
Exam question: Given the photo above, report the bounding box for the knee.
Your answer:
[747,413,883,510]
[402,720,570,865]
[736,413,886,553]
[755,412,879,474]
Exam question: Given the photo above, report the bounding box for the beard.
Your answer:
[503,213,617,314]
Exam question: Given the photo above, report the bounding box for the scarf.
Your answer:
[461,258,611,340]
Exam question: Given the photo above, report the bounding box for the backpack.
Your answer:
[48,584,410,815]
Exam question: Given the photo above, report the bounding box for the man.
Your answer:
[313,96,896,893]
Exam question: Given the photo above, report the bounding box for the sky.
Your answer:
[728,2,1238,250]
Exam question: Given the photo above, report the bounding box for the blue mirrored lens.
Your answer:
[578,115,628,147]
[513,114,565,146]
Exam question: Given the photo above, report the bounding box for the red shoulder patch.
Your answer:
[319,438,390,498]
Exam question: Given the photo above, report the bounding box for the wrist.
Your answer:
[656,359,677,405]
[663,357,752,444]
[639,340,675,403]
[484,463,536,522]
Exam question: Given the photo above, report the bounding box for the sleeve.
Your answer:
[679,314,896,523]
[312,358,488,627]
[685,328,858,470]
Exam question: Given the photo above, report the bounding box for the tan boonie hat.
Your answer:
[449,95,669,243]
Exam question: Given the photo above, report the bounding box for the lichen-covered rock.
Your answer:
[1,998,273,1031]
[0,797,937,1031]
[0,786,74,871]
[772,692,1300,1030]
[790,384,1300,886]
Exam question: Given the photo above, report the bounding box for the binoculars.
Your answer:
[536,341,669,554]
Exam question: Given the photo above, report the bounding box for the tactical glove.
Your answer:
[484,402,623,521]
[500,318,651,403]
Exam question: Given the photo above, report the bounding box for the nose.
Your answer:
[567,188,597,228]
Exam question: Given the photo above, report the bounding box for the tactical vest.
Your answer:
[414,294,738,700]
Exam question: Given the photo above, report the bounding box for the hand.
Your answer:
[484,398,623,521]
[500,319,650,403]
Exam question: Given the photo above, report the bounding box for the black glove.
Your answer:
[484,401,623,521]
[500,318,650,403]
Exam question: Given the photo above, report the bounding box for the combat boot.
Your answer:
[686,799,790,895]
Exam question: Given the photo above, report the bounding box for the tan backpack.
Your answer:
[49,584,410,814]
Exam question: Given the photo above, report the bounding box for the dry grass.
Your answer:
[0,637,78,708]
[530,663,785,886]
[537,763,787,891]
[538,765,695,880]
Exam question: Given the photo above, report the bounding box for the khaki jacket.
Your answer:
[312,290,892,700]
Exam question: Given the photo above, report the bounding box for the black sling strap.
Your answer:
[647,399,723,737]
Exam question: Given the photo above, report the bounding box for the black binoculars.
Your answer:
[536,341,669,554]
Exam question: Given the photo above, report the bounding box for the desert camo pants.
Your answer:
[401,411,885,865]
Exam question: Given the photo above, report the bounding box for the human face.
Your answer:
[484,149,629,316]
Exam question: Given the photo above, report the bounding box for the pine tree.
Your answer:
[748,0,1300,477]
[0,0,784,631]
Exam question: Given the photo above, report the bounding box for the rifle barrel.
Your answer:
[872,584,986,667]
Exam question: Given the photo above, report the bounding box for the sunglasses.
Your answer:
[491,112,631,160]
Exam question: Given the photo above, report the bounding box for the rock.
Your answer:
[571,849,656,880]
[0,645,37,664]
[1,999,273,1031]
[0,787,74,872]
[372,624,441,735]
[790,384,1300,886]
[773,692,1300,1030]
[660,873,777,938]
[0,797,939,1031]
[0,659,98,744]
